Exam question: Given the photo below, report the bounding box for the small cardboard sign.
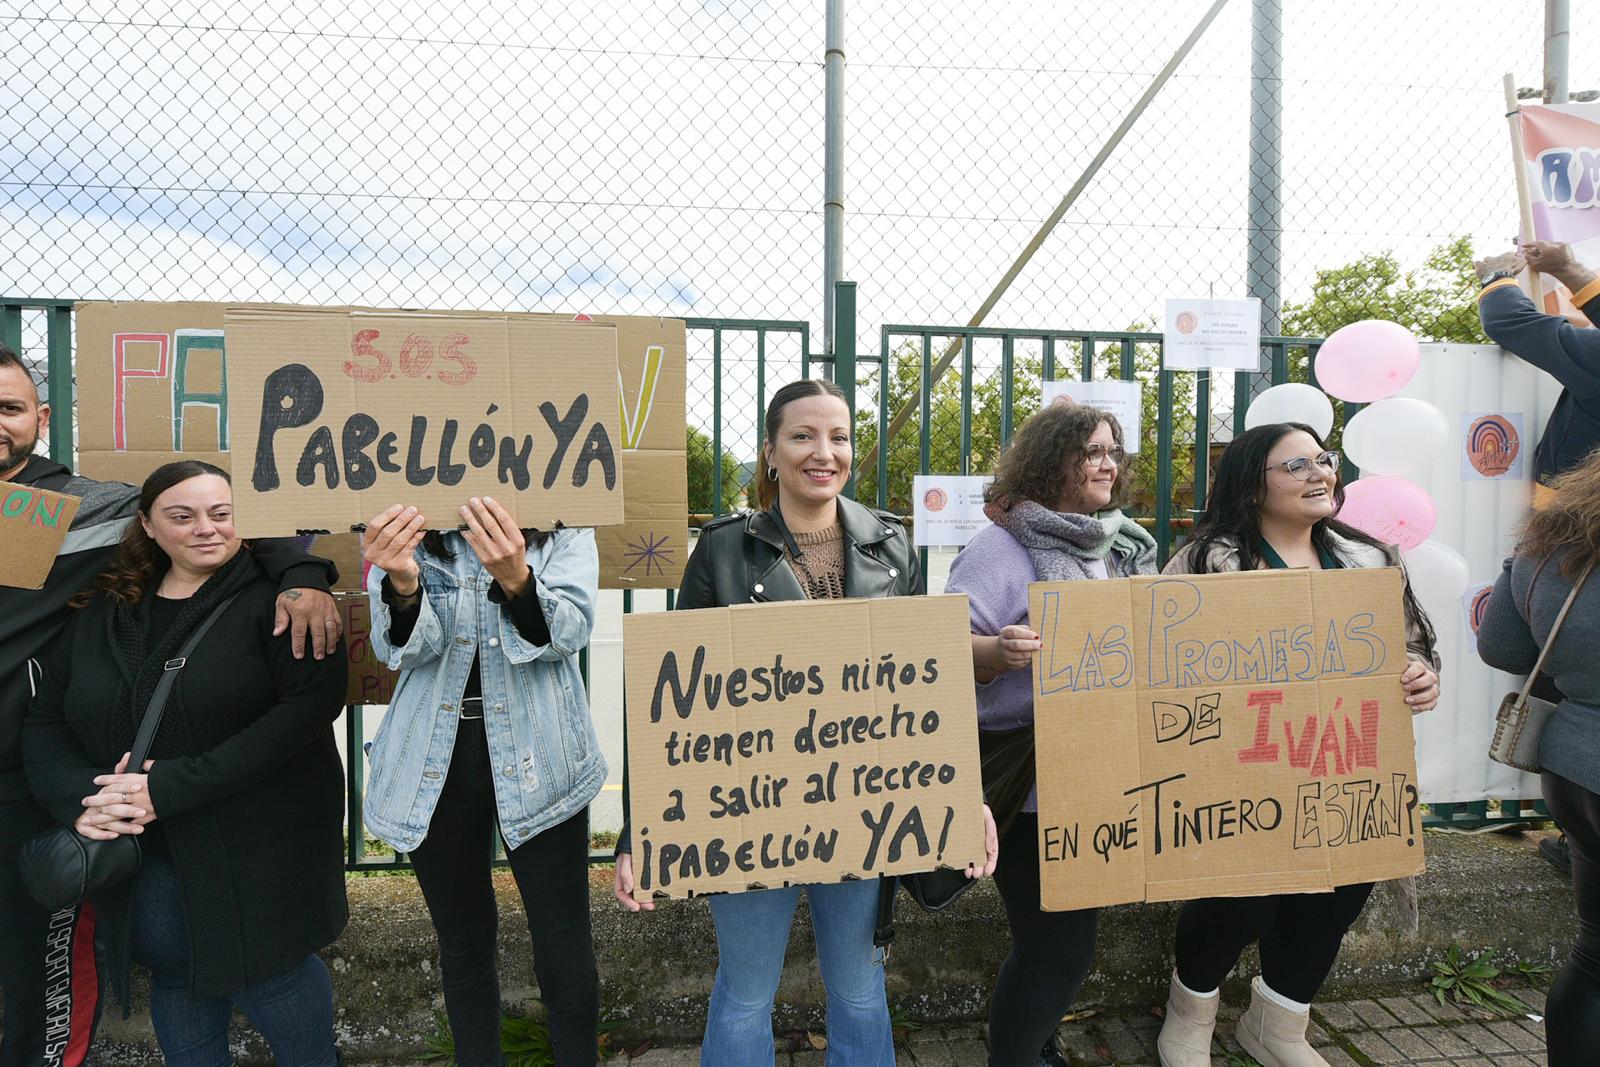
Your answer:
[0,483,81,589]
[912,474,993,547]
[227,308,625,536]
[1163,297,1262,371]
[74,302,681,587]
[338,594,398,706]
[1030,568,1424,910]
[623,595,986,899]
[1042,379,1144,454]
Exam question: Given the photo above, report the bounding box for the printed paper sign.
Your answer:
[75,302,684,588]
[227,308,624,536]
[1516,103,1600,325]
[1461,412,1525,481]
[1030,568,1423,911]
[913,475,993,547]
[0,483,80,589]
[339,594,398,706]
[1042,379,1144,453]
[1163,298,1262,371]
[623,595,986,899]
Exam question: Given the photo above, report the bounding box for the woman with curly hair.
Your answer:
[1477,448,1600,1065]
[945,400,1159,1067]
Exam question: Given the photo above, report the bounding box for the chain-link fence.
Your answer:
[3,0,1593,517]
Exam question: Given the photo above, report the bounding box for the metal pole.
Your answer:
[856,0,1233,482]
[1546,0,1571,104]
[1247,0,1282,335]
[823,0,846,371]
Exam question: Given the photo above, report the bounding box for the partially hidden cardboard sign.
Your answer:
[623,595,986,899]
[75,302,681,588]
[338,594,398,706]
[227,307,624,537]
[0,483,81,589]
[1030,567,1424,911]
[543,315,687,589]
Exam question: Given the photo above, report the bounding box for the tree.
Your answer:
[1281,236,1488,345]
[686,425,743,516]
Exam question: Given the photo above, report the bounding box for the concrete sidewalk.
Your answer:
[621,984,1552,1065]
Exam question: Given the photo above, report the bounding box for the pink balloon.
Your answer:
[1336,476,1436,550]
[1313,320,1421,403]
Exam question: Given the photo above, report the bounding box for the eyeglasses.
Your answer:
[1266,450,1340,481]
[1083,444,1127,467]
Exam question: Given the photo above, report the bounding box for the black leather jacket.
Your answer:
[676,496,924,609]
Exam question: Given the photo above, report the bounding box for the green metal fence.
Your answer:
[0,294,1546,857]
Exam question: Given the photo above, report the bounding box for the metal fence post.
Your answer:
[834,281,858,498]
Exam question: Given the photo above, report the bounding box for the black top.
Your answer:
[382,570,552,701]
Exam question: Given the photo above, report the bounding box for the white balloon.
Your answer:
[1243,383,1335,439]
[1343,398,1450,477]
[1402,540,1471,608]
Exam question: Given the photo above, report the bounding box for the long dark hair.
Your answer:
[75,460,233,607]
[1186,422,1437,647]
[755,378,851,512]
[984,401,1132,513]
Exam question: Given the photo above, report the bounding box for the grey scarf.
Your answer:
[986,500,1158,581]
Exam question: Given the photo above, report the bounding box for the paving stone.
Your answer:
[1347,998,1403,1029]
[1484,1020,1544,1052]
[1346,1030,1409,1064]
[1513,985,1547,1012]
[1317,1049,1362,1067]
[1307,1018,1336,1047]
[942,1037,988,1064]
[1450,1059,1496,1067]
[1313,1000,1361,1030]
[1452,1022,1516,1054]
[1382,1026,1459,1061]
[1103,1026,1152,1062]
[1418,994,1473,1022]
[627,1048,701,1066]
[1377,994,1435,1025]
[1056,1027,1107,1063]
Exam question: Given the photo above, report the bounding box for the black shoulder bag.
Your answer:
[19,591,242,911]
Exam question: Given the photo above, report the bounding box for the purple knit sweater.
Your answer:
[946,523,1133,812]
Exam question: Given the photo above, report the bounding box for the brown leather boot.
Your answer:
[1156,971,1218,1067]
[1235,976,1329,1067]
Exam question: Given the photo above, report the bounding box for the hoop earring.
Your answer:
[767,466,778,482]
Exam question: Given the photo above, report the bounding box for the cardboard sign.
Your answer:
[227,308,624,536]
[1042,379,1144,454]
[623,595,986,899]
[912,474,993,547]
[1030,568,1423,911]
[339,594,398,706]
[75,302,682,588]
[1163,297,1262,371]
[547,316,688,589]
[0,483,81,589]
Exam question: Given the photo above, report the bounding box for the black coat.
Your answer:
[24,549,348,1002]
[676,496,924,609]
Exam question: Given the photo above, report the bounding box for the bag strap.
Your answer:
[873,876,897,955]
[1516,557,1597,703]
[127,590,244,768]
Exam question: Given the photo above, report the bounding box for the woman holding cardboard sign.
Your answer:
[613,378,998,1067]
[945,401,1158,1067]
[1155,422,1439,1067]
[361,497,605,1067]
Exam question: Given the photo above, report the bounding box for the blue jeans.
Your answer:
[701,879,893,1067]
[129,854,337,1067]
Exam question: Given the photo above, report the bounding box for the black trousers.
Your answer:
[408,719,599,1067]
[1541,771,1600,1066]
[0,797,101,1067]
[1174,881,1375,1004]
[987,813,1099,1067]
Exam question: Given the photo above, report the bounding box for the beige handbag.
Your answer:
[1488,557,1596,773]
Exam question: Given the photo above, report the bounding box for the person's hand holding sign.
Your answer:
[973,624,1043,684]
[363,505,427,596]
[1401,660,1440,714]
[461,497,533,599]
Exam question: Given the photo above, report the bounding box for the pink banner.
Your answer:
[1519,103,1600,324]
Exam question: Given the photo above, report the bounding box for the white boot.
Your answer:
[1235,976,1329,1067]
[1156,971,1218,1067]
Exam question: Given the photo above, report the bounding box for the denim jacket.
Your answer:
[363,528,606,852]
